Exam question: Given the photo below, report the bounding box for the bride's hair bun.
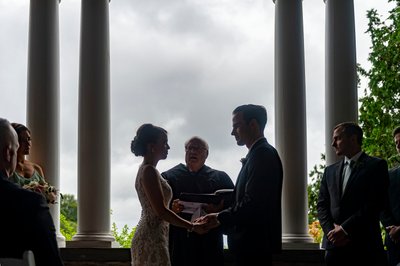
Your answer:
[131,123,167,156]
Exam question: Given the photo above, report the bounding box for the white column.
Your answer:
[26,0,65,248]
[274,0,315,248]
[68,0,116,248]
[325,0,358,165]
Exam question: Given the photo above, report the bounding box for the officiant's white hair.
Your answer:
[184,136,209,151]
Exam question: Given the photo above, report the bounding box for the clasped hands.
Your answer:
[191,213,221,234]
[171,199,223,235]
[327,223,350,247]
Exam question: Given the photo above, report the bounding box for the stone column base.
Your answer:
[282,233,319,250]
[283,242,320,250]
[66,240,120,248]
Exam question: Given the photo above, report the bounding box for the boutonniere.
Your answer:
[240,158,248,165]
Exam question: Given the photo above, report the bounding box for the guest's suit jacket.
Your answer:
[317,152,389,254]
[0,172,64,266]
[218,138,283,259]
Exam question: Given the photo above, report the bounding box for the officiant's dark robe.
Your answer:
[162,164,234,266]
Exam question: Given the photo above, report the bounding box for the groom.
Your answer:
[199,104,283,266]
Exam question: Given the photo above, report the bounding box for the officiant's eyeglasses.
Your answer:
[185,145,207,152]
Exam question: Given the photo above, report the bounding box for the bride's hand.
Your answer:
[192,222,209,235]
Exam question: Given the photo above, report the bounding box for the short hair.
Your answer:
[233,104,267,132]
[130,123,167,156]
[334,122,363,145]
[393,126,400,137]
[184,136,209,152]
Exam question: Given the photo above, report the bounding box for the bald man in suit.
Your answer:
[0,118,63,266]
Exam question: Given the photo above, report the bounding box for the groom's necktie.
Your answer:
[342,160,354,194]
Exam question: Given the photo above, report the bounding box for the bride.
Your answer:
[130,123,207,266]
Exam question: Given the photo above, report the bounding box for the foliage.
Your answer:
[307,154,325,243]
[59,193,136,246]
[60,194,77,241]
[61,193,77,222]
[308,220,323,244]
[307,154,325,224]
[358,0,400,169]
[60,212,77,241]
[111,223,136,248]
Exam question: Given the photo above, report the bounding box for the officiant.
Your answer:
[162,136,234,266]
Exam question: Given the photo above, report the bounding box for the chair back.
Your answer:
[0,250,36,266]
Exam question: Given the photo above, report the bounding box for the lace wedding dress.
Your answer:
[131,165,173,266]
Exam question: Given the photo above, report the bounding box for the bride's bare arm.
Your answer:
[141,165,194,231]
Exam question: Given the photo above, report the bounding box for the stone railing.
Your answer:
[60,248,325,266]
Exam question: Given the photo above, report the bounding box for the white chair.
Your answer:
[0,250,36,266]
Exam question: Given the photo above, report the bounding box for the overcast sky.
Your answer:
[0,0,393,230]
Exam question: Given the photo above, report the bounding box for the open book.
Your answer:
[179,188,234,205]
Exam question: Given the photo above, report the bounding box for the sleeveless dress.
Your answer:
[131,165,173,266]
[9,170,45,186]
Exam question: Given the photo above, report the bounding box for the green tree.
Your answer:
[358,0,400,168]
[307,154,325,243]
[60,213,77,241]
[60,194,77,222]
[59,194,136,246]
[307,154,325,224]
[111,223,136,248]
[60,194,77,240]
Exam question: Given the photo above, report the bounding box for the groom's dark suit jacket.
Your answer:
[317,152,389,253]
[0,172,64,266]
[218,138,283,258]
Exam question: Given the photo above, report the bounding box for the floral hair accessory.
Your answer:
[22,180,60,204]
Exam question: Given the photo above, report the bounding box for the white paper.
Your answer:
[178,200,207,221]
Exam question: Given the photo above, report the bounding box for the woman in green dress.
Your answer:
[9,123,46,186]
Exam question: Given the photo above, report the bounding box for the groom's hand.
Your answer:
[199,213,220,230]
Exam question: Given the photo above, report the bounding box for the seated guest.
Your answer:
[9,123,46,186]
[0,118,64,266]
[162,136,234,266]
